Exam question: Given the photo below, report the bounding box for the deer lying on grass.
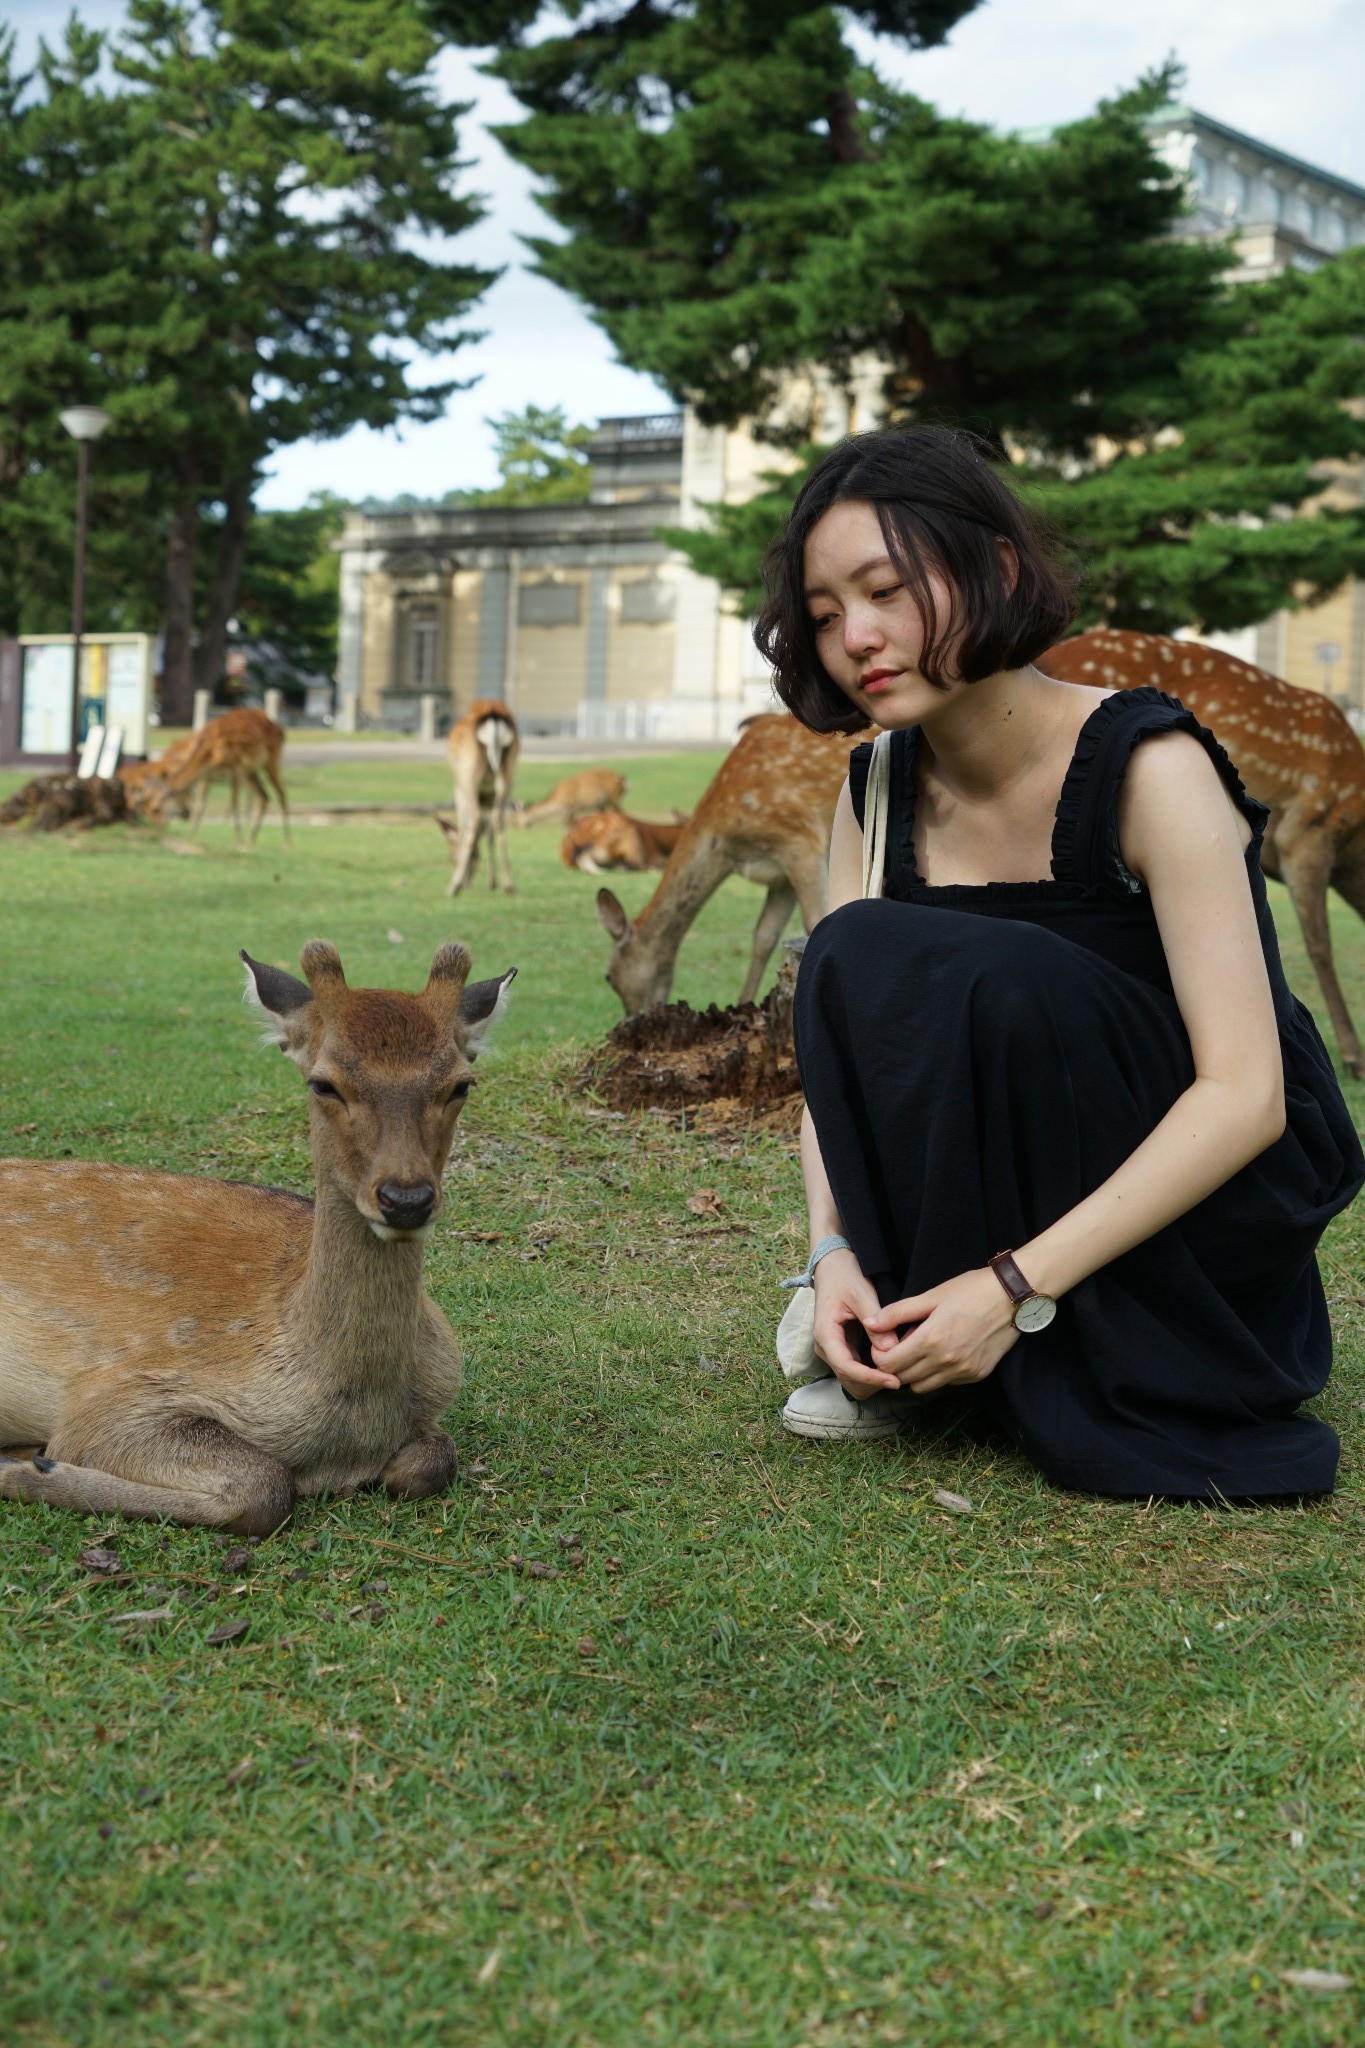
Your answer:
[596,714,865,1015]
[561,809,689,874]
[1039,629,1365,1077]
[137,709,291,847]
[119,737,196,821]
[517,768,626,828]
[438,699,519,895]
[0,941,514,1534]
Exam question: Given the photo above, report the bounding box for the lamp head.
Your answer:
[60,405,111,443]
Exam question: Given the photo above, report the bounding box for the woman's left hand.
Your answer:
[863,1268,1022,1395]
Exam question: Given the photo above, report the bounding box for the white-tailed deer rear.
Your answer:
[596,714,864,1014]
[439,699,519,894]
[0,942,514,1534]
[1040,629,1365,1076]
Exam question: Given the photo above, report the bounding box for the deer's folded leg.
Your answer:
[5,1412,295,1536]
[379,1429,457,1501]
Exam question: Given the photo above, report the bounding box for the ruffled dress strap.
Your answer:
[1051,687,1270,895]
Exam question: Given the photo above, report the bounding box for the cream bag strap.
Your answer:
[860,727,894,901]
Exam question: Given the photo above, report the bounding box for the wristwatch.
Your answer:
[988,1250,1057,1334]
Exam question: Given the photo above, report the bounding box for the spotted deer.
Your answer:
[0,941,514,1533]
[596,714,866,1015]
[438,699,519,895]
[1039,629,1365,1077]
[141,708,291,846]
[517,768,626,828]
[118,736,197,821]
[561,809,690,874]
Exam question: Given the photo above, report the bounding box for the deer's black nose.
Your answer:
[376,1179,437,1230]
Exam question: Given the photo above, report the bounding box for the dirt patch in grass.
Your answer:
[578,994,802,1128]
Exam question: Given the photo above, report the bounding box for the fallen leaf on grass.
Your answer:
[576,1637,598,1659]
[933,1488,974,1514]
[163,838,206,857]
[387,928,405,945]
[108,1605,174,1627]
[221,1545,252,1574]
[11,1122,37,1135]
[205,1618,250,1647]
[80,1546,122,1574]
[686,1189,723,1219]
[1281,1970,1352,1995]
[224,1756,257,1789]
[475,1948,501,1988]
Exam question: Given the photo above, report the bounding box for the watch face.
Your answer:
[1014,1293,1057,1334]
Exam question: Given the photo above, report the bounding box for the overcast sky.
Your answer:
[6,0,1361,507]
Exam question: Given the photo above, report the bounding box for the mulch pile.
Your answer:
[0,774,130,832]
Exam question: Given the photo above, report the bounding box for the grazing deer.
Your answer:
[142,709,291,847]
[517,768,626,828]
[1039,629,1365,1077]
[0,942,515,1534]
[596,714,865,1015]
[561,809,690,874]
[438,699,519,895]
[119,737,196,821]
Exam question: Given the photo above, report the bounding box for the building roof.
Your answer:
[1145,103,1365,206]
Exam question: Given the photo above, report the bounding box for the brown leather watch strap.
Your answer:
[989,1250,1035,1306]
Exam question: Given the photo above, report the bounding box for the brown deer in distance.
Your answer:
[561,809,690,874]
[140,708,291,846]
[596,714,865,1015]
[1039,629,1365,1077]
[517,767,626,828]
[438,699,519,895]
[0,941,515,1533]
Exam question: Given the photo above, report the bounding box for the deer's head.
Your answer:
[596,889,670,1017]
[242,941,515,1240]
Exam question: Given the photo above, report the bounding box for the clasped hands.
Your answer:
[811,1247,1021,1399]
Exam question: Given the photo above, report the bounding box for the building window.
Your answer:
[408,605,438,692]
[619,577,676,625]
[1228,167,1250,215]
[1303,199,1320,241]
[518,578,582,628]
[1266,183,1284,224]
[1322,208,1347,248]
[1190,150,1212,196]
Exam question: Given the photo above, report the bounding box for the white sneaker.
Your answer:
[781,1376,905,1441]
[775,1286,832,1387]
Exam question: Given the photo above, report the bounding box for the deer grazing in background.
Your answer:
[1039,629,1365,1077]
[561,809,690,875]
[118,735,196,821]
[438,698,519,895]
[137,709,291,847]
[517,767,626,828]
[596,714,865,1015]
[0,941,515,1534]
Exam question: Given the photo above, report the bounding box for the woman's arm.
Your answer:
[866,733,1287,1393]
[800,777,903,1392]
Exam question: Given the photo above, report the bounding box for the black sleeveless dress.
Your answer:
[793,688,1363,1501]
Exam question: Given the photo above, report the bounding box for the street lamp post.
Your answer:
[59,404,112,772]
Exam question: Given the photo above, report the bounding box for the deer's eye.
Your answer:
[446,1079,473,1107]
[308,1077,343,1101]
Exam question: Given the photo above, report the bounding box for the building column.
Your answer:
[477,558,509,699]
[336,545,369,700]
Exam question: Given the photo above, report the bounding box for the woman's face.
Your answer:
[802,498,958,728]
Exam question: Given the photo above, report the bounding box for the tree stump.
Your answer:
[0,775,131,832]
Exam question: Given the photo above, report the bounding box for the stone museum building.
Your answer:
[335,105,1365,738]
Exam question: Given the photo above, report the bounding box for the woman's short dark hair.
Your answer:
[753,425,1078,735]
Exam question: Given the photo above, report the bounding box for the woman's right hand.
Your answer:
[812,1250,902,1398]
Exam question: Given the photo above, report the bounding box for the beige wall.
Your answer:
[515,569,590,719]
[1279,582,1358,695]
[360,574,395,714]
[447,569,482,709]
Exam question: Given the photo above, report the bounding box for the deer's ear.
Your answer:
[241,950,314,1051]
[597,889,632,943]
[458,968,516,1056]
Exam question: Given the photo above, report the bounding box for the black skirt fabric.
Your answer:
[794,690,1363,1501]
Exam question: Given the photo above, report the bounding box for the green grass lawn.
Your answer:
[1,757,1363,2047]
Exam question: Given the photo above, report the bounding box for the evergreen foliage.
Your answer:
[0,2,491,718]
